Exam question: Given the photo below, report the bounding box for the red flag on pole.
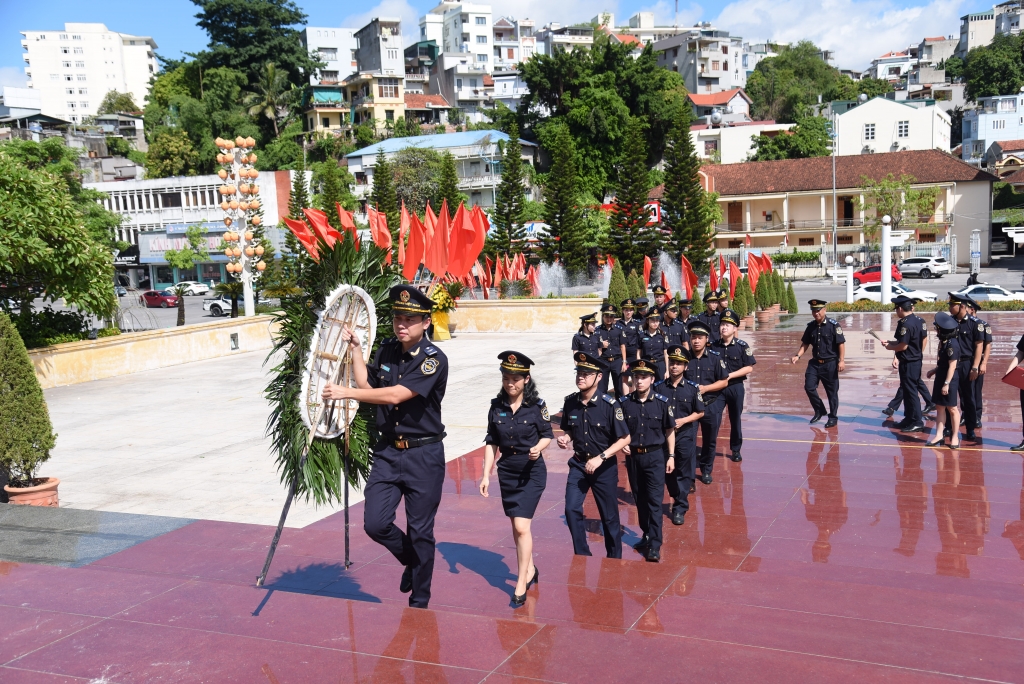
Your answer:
[398,202,409,265]
[643,255,652,289]
[747,253,761,293]
[763,252,774,273]
[709,258,719,292]
[483,255,494,288]
[607,255,615,269]
[424,200,449,276]
[514,252,527,280]
[446,202,469,277]
[718,254,726,284]
[336,203,360,250]
[493,255,505,285]
[402,212,426,281]
[744,233,751,247]
[728,260,741,299]
[303,208,340,249]
[283,217,320,261]
[660,270,672,299]
[680,254,698,300]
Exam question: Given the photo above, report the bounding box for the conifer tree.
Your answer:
[628,269,645,300]
[605,117,660,274]
[369,149,399,238]
[662,106,695,257]
[539,123,589,276]
[607,260,628,310]
[786,280,798,313]
[316,161,348,232]
[435,151,466,218]
[488,123,527,256]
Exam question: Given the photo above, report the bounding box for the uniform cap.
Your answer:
[702,289,717,302]
[635,297,650,306]
[808,298,828,311]
[652,285,667,296]
[719,308,740,326]
[391,284,434,315]
[574,351,607,372]
[687,320,711,336]
[933,311,958,332]
[678,298,693,307]
[600,302,617,315]
[667,345,691,363]
[629,358,658,375]
[498,350,533,374]
[661,301,678,313]
[713,290,729,301]
[620,298,636,309]
[892,294,916,309]
[579,312,598,324]
[646,309,662,319]
[947,291,980,309]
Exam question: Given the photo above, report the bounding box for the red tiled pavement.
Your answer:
[3,313,1024,682]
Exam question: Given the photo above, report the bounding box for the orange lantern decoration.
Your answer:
[239,201,249,211]
[229,200,239,210]
[234,136,245,147]
[245,136,256,148]
[244,231,254,241]
[249,170,259,180]
[249,199,261,210]
[223,217,233,226]
[232,247,242,257]
[250,216,261,226]
[248,154,258,164]
[224,248,233,257]
[245,247,255,257]
[217,169,228,179]
[256,261,267,272]
[250,184,259,195]
[255,245,265,256]
[220,201,230,211]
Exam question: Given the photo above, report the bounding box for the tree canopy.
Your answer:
[97,90,140,115]
[748,115,832,161]
[963,33,1024,100]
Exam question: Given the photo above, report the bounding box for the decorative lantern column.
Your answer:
[216,135,266,317]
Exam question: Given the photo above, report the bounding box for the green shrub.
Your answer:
[499,278,532,298]
[627,269,646,300]
[786,281,798,313]
[96,327,121,338]
[13,307,90,349]
[608,260,628,310]
[0,313,57,487]
[826,299,1024,312]
[773,249,821,265]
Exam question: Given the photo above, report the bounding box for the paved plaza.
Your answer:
[2,314,1024,682]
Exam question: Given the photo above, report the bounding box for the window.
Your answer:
[898,120,909,137]
[72,35,81,40]
[477,35,487,43]
[1000,98,1017,112]
[470,78,478,87]
[456,78,463,88]
[66,87,74,94]
[712,60,720,70]
[387,48,398,60]
[799,237,814,246]
[477,54,488,62]
[476,16,487,24]
[322,117,330,128]
[74,47,83,54]
[77,74,86,81]
[351,49,357,65]
[80,101,88,109]
[385,109,394,121]
[78,88,87,94]
[62,61,71,68]
[704,140,718,155]
[65,75,73,82]
[70,115,78,123]
[318,47,337,60]
[61,47,70,54]
[377,77,399,98]
[508,48,514,58]
[59,33,68,39]
[67,101,76,109]
[722,45,729,54]
[837,235,854,245]
[320,70,338,81]
[864,123,876,140]
[993,119,1006,130]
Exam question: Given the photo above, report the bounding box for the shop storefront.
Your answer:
[139,224,229,290]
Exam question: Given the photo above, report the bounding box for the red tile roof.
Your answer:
[878,51,909,58]
[614,33,642,46]
[923,36,947,41]
[648,149,995,199]
[687,88,751,107]
[1003,167,1024,184]
[993,139,1024,152]
[404,93,449,109]
[483,74,494,86]
[690,120,778,130]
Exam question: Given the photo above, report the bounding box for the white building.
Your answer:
[536,23,595,55]
[653,26,746,94]
[492,70,529,110]
[429,52,493,123]
[863,50,917,83]
[956,10,995,59]
[492,17,535,71]
[962,93,1024,165]
[742,42,785,78]
[592,12,694,46]
[19,23,157,123]
[301,27,358,85]
[826,97,951,156]
[995,0,1022,36]
[691,120,794,164]
[0,86,42,119]
[420,2,494,72]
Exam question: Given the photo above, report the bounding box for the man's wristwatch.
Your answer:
[599,452,608,461]
[971,367,979,371]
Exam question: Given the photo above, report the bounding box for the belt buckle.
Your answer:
[395,439,409,449]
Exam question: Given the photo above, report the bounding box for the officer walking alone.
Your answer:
[657,345,705,525]
[792,299,846,428]
[712,309,756,461]
[880,295,927,433]
[557,352,631,558]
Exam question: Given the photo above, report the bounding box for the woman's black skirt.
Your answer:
[496,452,547,519]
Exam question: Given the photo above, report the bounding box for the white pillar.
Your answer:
[880,215,892,306]
[783,196,789,227]
[820,195,826,226]
[744,201,751,229]
[846,257,854,304]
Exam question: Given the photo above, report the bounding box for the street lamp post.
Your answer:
[831,109,838,278]
[880,214,893,306]
[845,255,855,304]
[216,136,266,317]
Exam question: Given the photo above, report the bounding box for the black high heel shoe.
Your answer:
[526,566,539,589]
[925,438,945,447]
[512,567,539,607]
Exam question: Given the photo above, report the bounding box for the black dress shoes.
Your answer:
[902,424,925,433]
[923,403,936,413]
[400,565,413,593]
[965,431,978,441]
[728,451,742,462]
[882,407,895,417]
[671,507,686,525]
[633,537,650,554]
[645,547,661,562]
[700,471,713,485]
[824,417,838,428]
[810,412,825,424]
[1012,441,1024,452]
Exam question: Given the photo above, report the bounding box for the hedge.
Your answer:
[825,300,1024,313]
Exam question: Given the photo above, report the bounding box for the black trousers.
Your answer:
[1020,389,1024,438]
[363,442,446,608]
[697,399,724,476]
[626,447,667,551]
[600,359,623,397]
[721,383,746,453]
[666,428,697,512]
[973,372,985,425]
[898,360,924,427]
[564,457,622,558]
[805,359,839,419]
[887,374,933,411]
[956,361,977,431]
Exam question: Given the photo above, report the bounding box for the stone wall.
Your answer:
[450,299,603,333]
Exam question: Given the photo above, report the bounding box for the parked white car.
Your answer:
[173,281,211,296]
[953,283,1023,302]
[853,282,939,303]
[897,256,950,278]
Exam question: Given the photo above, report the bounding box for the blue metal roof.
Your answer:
[346,130,537,158]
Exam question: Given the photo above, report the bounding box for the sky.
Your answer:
[0,0,995,90]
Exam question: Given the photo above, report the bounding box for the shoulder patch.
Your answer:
[737,339,748,346]
[423,345,439,356]
[947,345,954,357]
[541,403,550,421]
[565,392,577,403]
[836,325,843,335]
[602,394,616,405]
[420,357,440,375]
[655,393,669,403]
[709,349,721,356]
[720,359,727,368]
[687,380,700,388]
[828,318,838,325]
[745,346,753,356]
[654,379,665,387]
[615,407,624,421]
[977,323,985,332]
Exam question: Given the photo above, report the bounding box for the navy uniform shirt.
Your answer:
[485,398,554,455]
[656,377,705,438]
[893,314,925,363]
[662,318,688,347]
[572,331,602,357]
[976,317,993,348]
[801,318,846,360]
[559,392,630,458]
[596,323,626,361]
[640,329,668,361]
[712,337,756,385]
[368,337,447,438]
[620,391,674,450]
[697,310,722,342]
[955,315,984,362]
[617,319,642,359]
[937,337,963,375]
[685,349,729,403]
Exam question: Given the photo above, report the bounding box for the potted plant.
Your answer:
[0,313,59,506]
[754,277,773,325]
[443,280,465,335]
[430,284,457,341]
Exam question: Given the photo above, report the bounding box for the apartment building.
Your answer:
[826,97,950,155]
[355,18,404,75]
[962,93,1024,165]
[429,51,493,123]
[742,42,785,78]
[995,0,1022,36]
[418,2,494,71]
[956,10,996,58]
[863,50,917,83]
[536,23,595,55]
[301,27,358,85]
[19,23,157,123]
[592,12,693,45]
[653,26,746,94]
[404,40,439,94]
[492,17,535,71]
[690,120,794,164]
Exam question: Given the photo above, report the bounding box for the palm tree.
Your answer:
[214,281,243,318]
[243,62,293,137]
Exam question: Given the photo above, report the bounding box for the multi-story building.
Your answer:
[94,113,146,151]
[19,23,157,123]
[917,36,957,66]
[592,12,693,46]
[690,120,794,164]
[492,69,529,110]
[956,10,996,58]
[492,17,535,70]
[688,88,752,121]
[962,93,1024,165]
[429,52,493,123]
[536,23,594,55]
[825,97,950,156]
[863,50,917,83]
[653,26,746,94]
[354,18,404,75]
[301,27,358,85]
[404,40,439,94]
[345,130,538,211]
[995,0,1022,36]
[742,42,786,78]
[343,71,406,130]
[418,2,494,71]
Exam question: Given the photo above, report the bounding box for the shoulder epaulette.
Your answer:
[536,397,546,405]
[687,380,700,388]
[737,339,748,346]
[828,318,838,325]
[653,379,665,387]
[655,392,669,403]
[423,345,439,356]
[564,392,577,403]
[490,397,502,407]
[708,349,721,355]
[602,394,617,404]
[380,337,398,345]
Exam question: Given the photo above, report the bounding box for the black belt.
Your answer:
[382,432,446,450]
[813,358,837,364]
[631,445,664,454]
[573,451,610,462]
[499,448,533,458]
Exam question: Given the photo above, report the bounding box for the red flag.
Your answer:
[336,203,361,250]
[607,255,615,269]
[643,255,652,288]
[424,200,449,276]
[447,202,468,277]
[709,258,719,291]
[660,270,672,299]
[783,233,789,248]
[398,202,409,265]
[493,255,505,285]
[744,233,751,247]
[728,260,741,299]
[514,252,526,280]
[468,207,488,274]
[283,217,320,261]
[747,253,761,294]
[303,208,340,249]
[483,255,494,288]
[718,254,726,284]
[763,252,774,273]
[680,254,698,300]
[527,264,542,296]
[403,212,426,281]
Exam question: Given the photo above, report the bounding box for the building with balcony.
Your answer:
[917,36,958,66]
[404,93,449,126]
[591,12,693,46]
[653,27,746,94]
[651,149,994,265]
[982,138,1024,176]
[429,52,494,123]
[84,171,302,289]
[690,120,794,164]
[343,71,406,131]
[420,2,494,72]
[492,69,529,110]
[741,42,785,78]
[492,17,535,70]
[863,50,917,83]
[94,112,146,151]
[825,97,951,155]
[345,130,538,211]
[301,27,358,85]
[355,18,404,76]
[19,23,157,124]
[961,93,1024,165]
[404,40,440,94]
[302,86,350,134]
[688,88,751,121]
[536,24,594,55]
[956,10,996,59]
[995,0,1022,36]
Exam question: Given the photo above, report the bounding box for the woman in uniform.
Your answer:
[926,312,962,448]
[479,351,553,606]
[572,313,601,358]
[640,310,669,380]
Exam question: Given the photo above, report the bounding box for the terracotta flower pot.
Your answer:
[742,315,755,329]
[4,477,60,507]
[770,304,781,314]
[755,310,773,324]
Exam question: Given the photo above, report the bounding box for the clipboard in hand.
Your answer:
[1002,366,1024,391]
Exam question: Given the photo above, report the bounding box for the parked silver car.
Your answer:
[897,256,950,278]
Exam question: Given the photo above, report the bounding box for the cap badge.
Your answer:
[507,354,518,365]
[399,290,411,303]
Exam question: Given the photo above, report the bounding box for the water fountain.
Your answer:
[656,252,681,296]
[538,262,567,298]
[598,263,612,299]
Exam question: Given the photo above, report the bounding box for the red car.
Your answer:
[851,264,902,286]
[139,290,180,308]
